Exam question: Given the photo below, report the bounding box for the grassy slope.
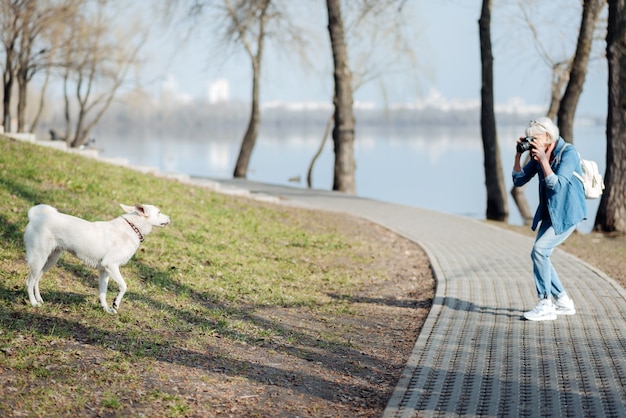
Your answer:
[0,137,406,416]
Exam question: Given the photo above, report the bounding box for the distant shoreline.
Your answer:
[29,98,605,143]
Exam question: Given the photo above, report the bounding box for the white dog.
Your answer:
[24,203,170,313]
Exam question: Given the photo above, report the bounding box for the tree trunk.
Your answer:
[546,62,570,120]
[595,0,626,233]
[233,60,261,178]
[307,113,333,188]
[16,69,27,132]
[63,70,71,141]
[511,153,534,225]
[70,73,87,148]
[29,69,50,133]
[557,0,605,143]
[479,0,508,221]
[511,185,533,225]
[16,13,32,134]
[232,0,270,179]
[3,52,14,132]
[326,0,356,194]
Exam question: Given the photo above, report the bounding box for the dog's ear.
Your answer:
[135,204,147,216]
[120,204,135,213]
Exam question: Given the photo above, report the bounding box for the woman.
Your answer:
[512,117,587,321]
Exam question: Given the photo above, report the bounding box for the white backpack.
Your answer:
[558,144,604,199]
[573,158,605,199]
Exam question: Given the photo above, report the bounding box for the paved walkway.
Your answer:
[196,178,626,417]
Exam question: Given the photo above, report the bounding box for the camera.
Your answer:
[516,136,535,153]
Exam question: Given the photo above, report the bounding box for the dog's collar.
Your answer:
[123,217,144,242]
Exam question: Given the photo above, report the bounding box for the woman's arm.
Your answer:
[546,146,579,192]
[512,148,539,187]
[513,152,523,173]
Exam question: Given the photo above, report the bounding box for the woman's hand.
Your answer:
[513,138,524,172]
[531,141,555,163]
[531,141,556,177]
[515,137,526,155]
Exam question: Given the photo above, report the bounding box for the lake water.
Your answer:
[95,123,606,233]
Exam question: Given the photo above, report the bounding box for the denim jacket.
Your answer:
[512,137,587,234]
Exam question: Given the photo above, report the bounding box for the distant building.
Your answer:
[208,79,230,103]
[162,73,193,104]
[162,73,179,97]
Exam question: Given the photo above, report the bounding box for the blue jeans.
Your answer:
[531,218,577,299]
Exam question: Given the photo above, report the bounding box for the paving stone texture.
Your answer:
[209,179,626,418]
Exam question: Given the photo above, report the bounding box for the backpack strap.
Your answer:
[572,170,584,184]
[556,142,584,184]
[555,142,569,165]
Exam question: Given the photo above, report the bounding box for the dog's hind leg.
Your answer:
[35,248,62,304]
[97,268,115,314]
[26,271,43,306]
[26,247,61,306]
[102,265,127,314]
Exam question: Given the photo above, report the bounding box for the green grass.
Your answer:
[0,136,386,416]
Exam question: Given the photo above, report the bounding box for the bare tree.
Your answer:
[26,3,69,134]
[2,0,142,140]
[326,0,356,194]
[595,0,626,233]
[0,0,21,132]
[223,0,272,179]
[308,0,418,190]
[513,1,572,120]
[557,0,606,143]
[59,0,145,147]
[181,0,305,179]
[14,0,69,132]
[342,0,418,96]
[479,0,508,221]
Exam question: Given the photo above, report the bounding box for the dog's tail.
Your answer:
[28,204,58,221]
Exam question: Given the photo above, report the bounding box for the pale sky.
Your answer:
[139,0,607,117]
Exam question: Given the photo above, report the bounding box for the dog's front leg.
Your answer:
[104,265,128,314]
[98,269,116,314]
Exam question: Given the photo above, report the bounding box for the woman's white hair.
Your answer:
[525,117,559,143]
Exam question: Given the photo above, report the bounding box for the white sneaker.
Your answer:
[524,298,557,321]
[554,295,576,315]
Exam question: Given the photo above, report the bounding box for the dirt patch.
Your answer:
[141,219,436,417]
